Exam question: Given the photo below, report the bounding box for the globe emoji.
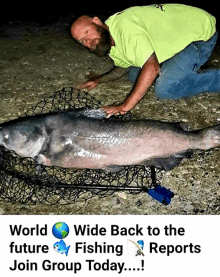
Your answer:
[52,222,69,239]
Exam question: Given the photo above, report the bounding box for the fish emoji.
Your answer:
[137,240,144,250]
[53,240,70,256]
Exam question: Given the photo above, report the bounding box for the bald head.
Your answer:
[70,16,94,38]
[70,15,112,57]
[70,16,103,46]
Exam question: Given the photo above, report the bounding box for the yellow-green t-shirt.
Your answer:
[105,4,216,68]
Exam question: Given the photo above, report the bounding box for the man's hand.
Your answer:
[76,66,129,91]
[104,104,128,118]
[77,77,101,90]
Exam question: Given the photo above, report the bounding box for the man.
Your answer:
[70,4,219,117]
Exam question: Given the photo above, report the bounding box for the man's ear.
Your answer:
[92,17,102,26]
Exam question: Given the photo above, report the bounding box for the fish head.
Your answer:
[53,241,64,253]
[0,119,45,158]
[0,124,30,154]
[53,242,60,253]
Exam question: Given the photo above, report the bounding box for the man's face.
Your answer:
[71,17,112,57]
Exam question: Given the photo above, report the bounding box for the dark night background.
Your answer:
[0,1,219,28]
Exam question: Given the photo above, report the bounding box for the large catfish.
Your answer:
[0,108,220,171]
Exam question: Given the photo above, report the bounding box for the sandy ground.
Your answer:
[0,25,220,215]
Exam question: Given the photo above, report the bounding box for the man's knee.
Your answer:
[155,79,182,99]
[155,80,172,99]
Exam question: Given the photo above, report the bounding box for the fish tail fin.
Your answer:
[65,245,70,256]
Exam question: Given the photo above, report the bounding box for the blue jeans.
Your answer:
[128,32,219,99]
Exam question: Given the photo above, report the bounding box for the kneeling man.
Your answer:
[70,4,219,117]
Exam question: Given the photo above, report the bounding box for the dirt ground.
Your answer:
[0,24,220,215]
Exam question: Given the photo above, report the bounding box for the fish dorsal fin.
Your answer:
[59,240,66,246]
[78,108,106,119]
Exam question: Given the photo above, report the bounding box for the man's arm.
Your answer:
[99,66,129,83]
[104,53,160,117]
[78,66,129,90]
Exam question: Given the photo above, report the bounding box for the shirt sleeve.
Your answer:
[108,16,156,68]
[118,18,155,67]
[126,33,155,67]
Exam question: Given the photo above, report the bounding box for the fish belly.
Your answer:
[49,119,192,169]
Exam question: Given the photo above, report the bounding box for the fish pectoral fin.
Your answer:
[105,165,125,173]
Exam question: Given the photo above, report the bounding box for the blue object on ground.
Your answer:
[154,184,174,198]
[148,185,174,205]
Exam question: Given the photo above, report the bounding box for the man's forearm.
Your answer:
[123,54,160,111]
[99,66,129,83]
[103,53,160,117]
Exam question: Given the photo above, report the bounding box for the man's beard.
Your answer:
[89,24,112,57]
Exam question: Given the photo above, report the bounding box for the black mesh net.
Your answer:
[0,87,163,205]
